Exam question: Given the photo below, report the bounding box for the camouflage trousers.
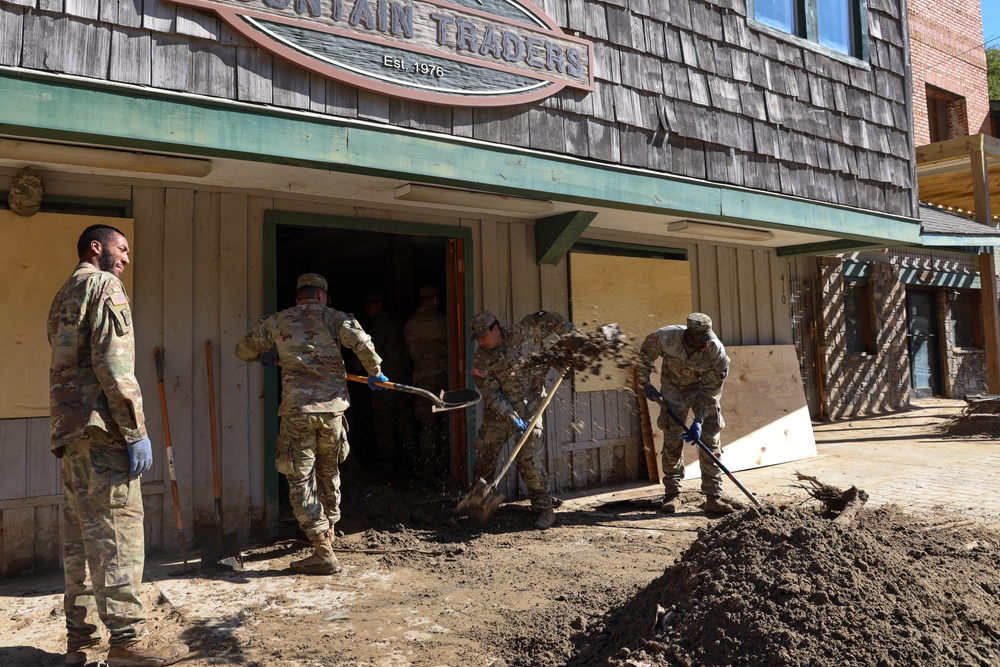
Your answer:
[277,412,349,539]
[60,431,147,648]
[413,374,449,475]
[472,397,552,510]
[657,384,726,497]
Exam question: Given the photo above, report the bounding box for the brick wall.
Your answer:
[818,258,910,418]
[909,0,990,143]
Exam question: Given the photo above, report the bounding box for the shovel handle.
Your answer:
[154,348,189,566]
[488,371,566,488]
[642,382,762,509]
[346,373,443,406]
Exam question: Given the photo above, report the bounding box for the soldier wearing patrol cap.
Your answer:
[236,272,388,575]
[638,312,736,515]
[403,286,449,477]
[49,224,189,667]
[468,308,574,530]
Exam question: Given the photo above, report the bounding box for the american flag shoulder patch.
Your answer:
[109,293,129,306]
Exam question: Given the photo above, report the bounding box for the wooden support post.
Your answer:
[534,210,597,265]
[971,146,1000,393]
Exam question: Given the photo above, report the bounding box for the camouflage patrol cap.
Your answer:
[419,285,441,298]
[686,312,713,341]
[296,273,328,291]
[470,310,498,339]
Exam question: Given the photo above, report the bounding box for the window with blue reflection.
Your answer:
[818,0,854,54]
[755,0,798,34]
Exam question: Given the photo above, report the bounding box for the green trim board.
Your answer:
[777,240,902,257]
[0,192,133,218]
[535,211,596,265]
[0,69,922,247]
[571,238,687,260]
[261,210,476,519]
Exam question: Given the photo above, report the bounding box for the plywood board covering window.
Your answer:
[569,252,692,392]
[0,211,134,418]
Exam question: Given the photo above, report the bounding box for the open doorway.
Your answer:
[262,212,473,534]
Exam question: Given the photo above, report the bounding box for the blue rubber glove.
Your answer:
[682,419,703,444]
[259,351,278,367]
[127,437,153,476]
[511,415,528,435]
[368,373,389,391]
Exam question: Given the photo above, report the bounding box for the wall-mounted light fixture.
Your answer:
[0,138,213,177]
[394,183,554,215]
[666,221,775,242]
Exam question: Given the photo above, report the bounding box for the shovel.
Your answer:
[347,373,481,412]
[200,341,245,574]
[641,382,762,509]
[456,371,566,523]
[154,348,191,574]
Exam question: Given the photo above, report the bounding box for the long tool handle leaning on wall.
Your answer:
[154,347,189,570]
[641,382,762,509]
[205,341,224,524]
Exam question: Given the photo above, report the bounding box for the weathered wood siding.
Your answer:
[0,169,794,575]
[0,0,915,217]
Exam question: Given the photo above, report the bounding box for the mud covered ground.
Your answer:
[3,477,1000,667]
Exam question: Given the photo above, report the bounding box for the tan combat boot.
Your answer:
[290,530,341,574]
[106,635,188,667]
[65,637,109,667]
[660,493,681,514]
[533,508,555,530]
[704,496,735,515]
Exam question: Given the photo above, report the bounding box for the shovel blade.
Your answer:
[455,478,505,524]
[431,387,482,413]
[196,524,245,574]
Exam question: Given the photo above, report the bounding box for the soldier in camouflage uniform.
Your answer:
[361,292,417,470]
[403,286,450,478]
[638,313,735,515]
[49,224,188,667]
[236,273,386,575]
[469,309,574,530]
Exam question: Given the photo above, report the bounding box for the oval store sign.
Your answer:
[166,0,594,106]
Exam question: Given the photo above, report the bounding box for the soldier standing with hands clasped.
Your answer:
[638,313,738,515]
[49,224,189,667]
[236,273,388,575]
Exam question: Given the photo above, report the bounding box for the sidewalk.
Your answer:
[736,397,1000,521]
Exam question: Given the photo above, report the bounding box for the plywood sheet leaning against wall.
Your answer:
[655,345,817,481]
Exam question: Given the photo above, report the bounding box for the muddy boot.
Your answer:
[659,493,680,514]
[533,508,555,530]
[704,496,735,515]
[107,635,188,667]
[65,637,109,667]
[290,530,342,575]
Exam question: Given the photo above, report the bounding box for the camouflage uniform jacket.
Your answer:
[403,306,448,385]
[472,311,574,420]
[235,299,382,415]
[47,262,146,455]
[638,325,730,417]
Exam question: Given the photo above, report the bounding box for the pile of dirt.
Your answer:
[569,505,1000,667]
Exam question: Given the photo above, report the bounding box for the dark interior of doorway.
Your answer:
[274,224,451,528]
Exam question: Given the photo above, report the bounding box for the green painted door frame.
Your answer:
[261,210,475,533]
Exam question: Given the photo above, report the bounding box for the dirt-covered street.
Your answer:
[2,398,1000,667]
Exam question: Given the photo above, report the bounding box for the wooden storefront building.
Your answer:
[0,0,969,575]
